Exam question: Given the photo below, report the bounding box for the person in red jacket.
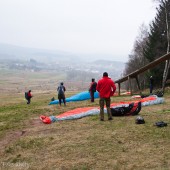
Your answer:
[96,72,116,121]
[27,90,32,104]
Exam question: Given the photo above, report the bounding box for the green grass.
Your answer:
[0,82,170,169]
[1,91,170,170]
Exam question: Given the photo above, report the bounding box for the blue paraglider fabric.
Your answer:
[49,91,99,105]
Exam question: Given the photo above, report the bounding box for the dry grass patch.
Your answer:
[1,109,170,170]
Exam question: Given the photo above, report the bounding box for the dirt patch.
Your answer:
[0,131,22,153]
[0,118,45,153]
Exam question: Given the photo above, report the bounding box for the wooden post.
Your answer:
[128,76,133,95]
[162,60,170,92]
[135,76,142,95]
[118,83,120,96]
[162,5,170,93]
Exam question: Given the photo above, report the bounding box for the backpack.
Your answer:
[58,85,64,95]
[92,82,97,92]
[51,97,55,101]
[25,92,28,100]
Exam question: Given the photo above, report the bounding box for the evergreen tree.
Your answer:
[144,0,170,87]
[123,0,170,92]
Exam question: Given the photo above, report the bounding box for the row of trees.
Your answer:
[123,0,170,92]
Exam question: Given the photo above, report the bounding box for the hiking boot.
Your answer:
[108,117,113,121]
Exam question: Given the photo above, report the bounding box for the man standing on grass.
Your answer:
[96,72,116,121]
[89,78,97,102]
[25,90,33,104]
[150,76,154,94]
[57,82,66,106]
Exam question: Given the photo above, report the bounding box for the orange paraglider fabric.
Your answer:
[40,95,164,124]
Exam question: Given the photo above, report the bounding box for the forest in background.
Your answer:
[124,0,170,91]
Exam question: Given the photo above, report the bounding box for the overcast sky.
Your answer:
[0,0,156,61]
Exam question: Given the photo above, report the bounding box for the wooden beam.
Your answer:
[115,52,170,84]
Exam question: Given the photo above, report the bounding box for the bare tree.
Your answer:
[162,0,170,92]
[123,24,149,91]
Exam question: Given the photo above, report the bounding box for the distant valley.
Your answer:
[0,43,125,82]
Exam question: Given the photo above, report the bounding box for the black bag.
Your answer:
[58,85,64,95]
[111,107,127,116]
[51,97,55,101]
[25,92,28,100]
[155,121,167,127]
[111,102,141,116]
[92,82,97,92]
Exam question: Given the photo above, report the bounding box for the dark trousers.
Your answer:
[150,84,153,94]
[90,91,95,102]
[58,94,66,106]
[27,97,31,104]
[99,97,112,120]
[59,98,66,106]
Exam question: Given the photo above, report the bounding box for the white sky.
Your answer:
[0,0,156,61]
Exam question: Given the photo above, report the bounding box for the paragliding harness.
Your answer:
[111,102,141,116]
[58,85,65,95]
[58,85,65,100]
[25,92,28,100]
[153,89,164,97]
[91,82,97,92]
[51,97,55,101]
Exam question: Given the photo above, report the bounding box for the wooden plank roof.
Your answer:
[115,53,170,84]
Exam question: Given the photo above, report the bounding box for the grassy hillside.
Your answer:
[0,68,170,170]
[0,88,170,170]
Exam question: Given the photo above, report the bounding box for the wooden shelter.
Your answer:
[115,53,170,95]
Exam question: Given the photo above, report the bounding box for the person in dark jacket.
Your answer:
[57,82,66,106]
[96,72,116,121]
[89,78,97,102]
[26,90,32,104]
[150,76,154,94]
